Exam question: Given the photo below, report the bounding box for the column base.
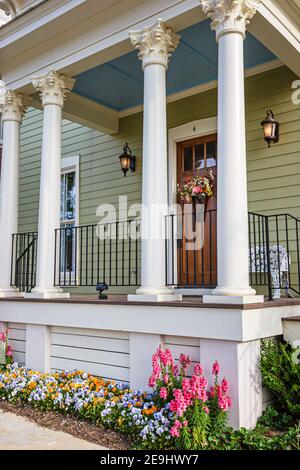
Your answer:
[128,294,182,302]
[25,288,70,300]
[0,288,24,298]
[203,294,265,305]
[128,287,182,302]
[212,286,257,297]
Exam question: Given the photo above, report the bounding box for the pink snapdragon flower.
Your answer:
[157,347,174,368]
[194,364,203,376]
[179,354,191,372]
[0,330,7,342]
[159,387,168,400]
[6,345,12,357]
[221,378,229,394]
[212,360,220,375]
[170,420,183,437]
[218,396,232,411]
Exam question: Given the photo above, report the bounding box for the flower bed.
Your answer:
[0,346,231,450]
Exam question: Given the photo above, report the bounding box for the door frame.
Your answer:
[167,117,217,295]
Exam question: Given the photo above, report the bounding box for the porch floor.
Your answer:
[1,294,300,310]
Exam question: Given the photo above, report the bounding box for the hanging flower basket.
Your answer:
[177,170,215,218]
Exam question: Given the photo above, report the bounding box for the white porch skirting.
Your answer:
[1,300,299,430]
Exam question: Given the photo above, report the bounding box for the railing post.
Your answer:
[265,216,273,301]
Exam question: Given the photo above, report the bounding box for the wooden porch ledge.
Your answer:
[0,295,300,310]
[283,315,300,322]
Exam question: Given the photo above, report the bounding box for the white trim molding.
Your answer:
[167,116,217,291]
[168,116,217,206]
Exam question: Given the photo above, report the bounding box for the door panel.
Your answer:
[177,134,217,287]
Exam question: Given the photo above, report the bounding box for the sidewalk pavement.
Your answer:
[0,409,107,450]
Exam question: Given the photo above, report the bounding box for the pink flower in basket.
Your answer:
[192,186,203,195]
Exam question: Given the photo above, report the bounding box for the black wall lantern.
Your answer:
[119,143,136,176]
[261,109,279,147]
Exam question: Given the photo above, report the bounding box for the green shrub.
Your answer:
[237,423,300,450]
[260,339,300,417]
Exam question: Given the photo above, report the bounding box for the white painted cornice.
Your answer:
[0,0,83,41]
[0,0,203,91]
[249,0,300,76]
[260,0,300,46]
[0,1,22,18]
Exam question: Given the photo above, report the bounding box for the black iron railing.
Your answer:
[10,232,38,293]
[165,209,217,289]
[249,212,300,300]
[54,220,141,287]
[9,212,300,299]
[165,210,300,300]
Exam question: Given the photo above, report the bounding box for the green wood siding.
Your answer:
[18,66,300,293]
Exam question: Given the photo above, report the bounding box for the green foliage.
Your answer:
[260,339,300,417]
[237,422,300,450]
[256,405,294,430]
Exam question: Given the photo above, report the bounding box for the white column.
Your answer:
[29,70,75,299]
[129,332,162,390]
[128,19,181,302]
[200,0,263,304]
[200,338,262,429]
[0,86,29,297]
[25,324,51,373]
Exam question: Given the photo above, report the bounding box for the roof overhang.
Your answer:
[0,0,299,133]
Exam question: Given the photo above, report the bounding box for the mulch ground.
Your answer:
[0,400,131,450]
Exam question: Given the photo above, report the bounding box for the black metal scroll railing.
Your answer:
[9,213,300,299]
[10,232,38,293]
[249,212,300,300]
[165,210,300,299]
[54,220,141,288]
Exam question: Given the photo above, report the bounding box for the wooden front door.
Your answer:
[177,134,217,287]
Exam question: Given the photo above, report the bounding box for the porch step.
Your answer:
[283,316,300,345]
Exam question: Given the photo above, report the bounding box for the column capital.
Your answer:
[129,18,179,69]
[32,69,75,107]
[199,0,260,40]
[0,82,30,123]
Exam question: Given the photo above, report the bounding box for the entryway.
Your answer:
[175,133,217,288]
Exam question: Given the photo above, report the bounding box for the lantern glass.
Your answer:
[263,122,274,139]
[261,110,279,147]
[119,154,131,174]
[119,143,134,176]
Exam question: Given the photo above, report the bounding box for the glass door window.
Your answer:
[60,170,76,273]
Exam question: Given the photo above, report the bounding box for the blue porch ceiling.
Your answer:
[74,20,276,112]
